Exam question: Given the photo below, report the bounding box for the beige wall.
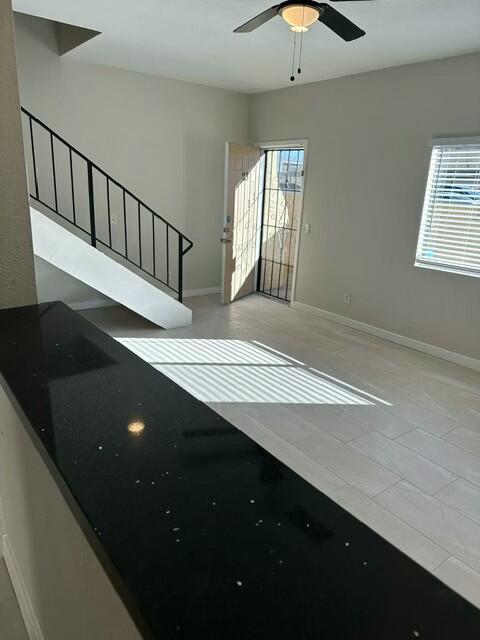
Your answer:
[250,53,480,360]
[14,12,249,293]
[0,1,37,309]
[34,256,110,305]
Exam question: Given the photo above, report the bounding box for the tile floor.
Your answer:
[81,294,480,610]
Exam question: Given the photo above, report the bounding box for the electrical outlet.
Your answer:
[111,214,118,225]
[303,223,311,235]
[344,293,352,305]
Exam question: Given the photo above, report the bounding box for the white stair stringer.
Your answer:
[30,206,192,329]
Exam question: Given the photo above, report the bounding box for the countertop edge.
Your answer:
[0,371,155,640]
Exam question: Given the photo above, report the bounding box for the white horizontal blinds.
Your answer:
[416,143,480,275]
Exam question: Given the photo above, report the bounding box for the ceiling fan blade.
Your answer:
[233,5,280,33]
[318,4,366,41]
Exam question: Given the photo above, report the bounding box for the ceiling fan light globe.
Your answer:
[280,5,320,30]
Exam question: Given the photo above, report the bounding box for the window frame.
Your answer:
[415,136,480,279]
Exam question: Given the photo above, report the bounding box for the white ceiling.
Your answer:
[13,0,480,93]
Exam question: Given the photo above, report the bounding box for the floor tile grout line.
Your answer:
[339,429,378,445]
[442,427,480,457]
[257,419,404,495]
[378,426,418,440]
[430,554,456,573]
[434,554,480,580]
[434,555,455,571]
[433,483,480,529]
[439,424,464,438]
[370,490,477,571]
[345,438,458,496]
[349,429,461,487]
[217,409,349,493]
[297,434,403,489]
[394,430,480,486]
[433,476,459,497]
[369,478,403,500]
[391,428,418,442]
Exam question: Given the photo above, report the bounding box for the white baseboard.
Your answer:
[2,535,44,640]
[68,299,118,311]
[183,287,220,298]
[291,301,480,372]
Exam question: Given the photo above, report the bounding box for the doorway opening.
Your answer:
[222,142,306,306]
[257,148,305,302]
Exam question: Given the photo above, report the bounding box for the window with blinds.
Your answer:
[416,141,480,277]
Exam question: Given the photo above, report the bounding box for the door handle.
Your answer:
[220,238,232,244]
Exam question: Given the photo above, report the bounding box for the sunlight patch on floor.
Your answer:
[117,338,382,405]
[154,363,373,404]
[118,338,288,365]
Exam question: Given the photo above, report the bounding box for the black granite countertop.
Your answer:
[0,301,479,639]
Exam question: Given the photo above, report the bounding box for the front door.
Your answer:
[222,143,264,304]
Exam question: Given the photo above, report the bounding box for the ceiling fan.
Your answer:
[234,1,370,42]
[233,1,372,81]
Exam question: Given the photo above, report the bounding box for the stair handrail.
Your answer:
[21,107,193,302]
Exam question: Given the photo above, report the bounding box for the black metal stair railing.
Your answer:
[21,108,193,302]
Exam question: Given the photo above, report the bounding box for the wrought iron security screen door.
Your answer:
[257,149,305,302]
[222,143,264,304]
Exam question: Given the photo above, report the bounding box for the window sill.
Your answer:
[414,261,480,280]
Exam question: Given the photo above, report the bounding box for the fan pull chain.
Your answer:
[298,4,306,75]
[298,30,304,75]
[290,30,297,82]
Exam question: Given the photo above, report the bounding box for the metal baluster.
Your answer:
[29,117,39,200]
[166,225,170,287]
[178,236,183,302]
[123,190,128,258]
[152,214,156,278]
[138,201,142,268]
[106,178,112,248]
[87,162,96,247]
[69,148,76,225]
[50,133,58,212]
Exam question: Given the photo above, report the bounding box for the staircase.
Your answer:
[21,108,193,329]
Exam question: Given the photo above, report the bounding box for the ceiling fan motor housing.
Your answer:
[277,0,324,14]
[279,1,324,32]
